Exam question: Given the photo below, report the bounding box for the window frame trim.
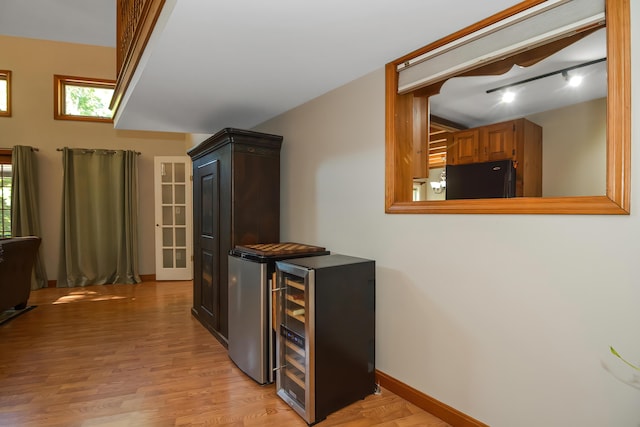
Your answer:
[0,149,11,163]
[0,70,11,117]
[54,74,116,123]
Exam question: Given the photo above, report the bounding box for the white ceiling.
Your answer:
[0,0,116,47]
[0,0,526,134]
[431,28,607,129]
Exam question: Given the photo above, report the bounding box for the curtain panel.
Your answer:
[58,148,140,287]
[11,145,48,289]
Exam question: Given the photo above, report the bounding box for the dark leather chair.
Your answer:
[0,236,41,311]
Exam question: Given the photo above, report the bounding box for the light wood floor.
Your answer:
[0,281,450,427]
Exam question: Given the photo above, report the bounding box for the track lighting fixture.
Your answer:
[486,57,605,95]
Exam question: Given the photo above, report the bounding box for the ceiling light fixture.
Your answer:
[430,170,447,194]
[501,91,516,103]
[562,71,583,87]
[486,57,606,94]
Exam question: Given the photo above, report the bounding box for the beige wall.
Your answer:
[0,35,190,280]
[527,97,607,197]
[253,4,640,424]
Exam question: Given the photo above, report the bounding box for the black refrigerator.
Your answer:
[445,159,516,200]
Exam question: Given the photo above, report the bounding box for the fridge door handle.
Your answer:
[269,276,277,383]
[270,272,287,383]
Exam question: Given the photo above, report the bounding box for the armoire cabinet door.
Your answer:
[194,159,220,332]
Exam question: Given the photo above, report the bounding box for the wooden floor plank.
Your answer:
[0,281,450,427]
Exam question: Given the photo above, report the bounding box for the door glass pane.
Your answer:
[162,228,173,246]
[162,206,173,225]
[162,184,173,204]
[175,184,185,204]
[174,206,185,225]
[280,272,307,409]
[163,249,174,268]
[175,163,186,183]
[176,249,187,268]
[161,162,173,183]
[175,227,186,247]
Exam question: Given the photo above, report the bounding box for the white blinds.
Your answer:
[397,0,605,94]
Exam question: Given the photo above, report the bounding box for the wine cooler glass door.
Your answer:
[276,264,314,423]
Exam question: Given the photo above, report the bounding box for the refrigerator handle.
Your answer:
[269,272,281,383]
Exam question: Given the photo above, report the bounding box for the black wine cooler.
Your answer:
[275,254,376,425]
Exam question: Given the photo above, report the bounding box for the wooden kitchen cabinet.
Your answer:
[484,120,517,162]
[188,128,282,345]
[448,128,480,165]
[447,118,542,197]
[448,120,518,165]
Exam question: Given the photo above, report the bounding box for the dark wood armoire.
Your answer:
[188,128,282,345]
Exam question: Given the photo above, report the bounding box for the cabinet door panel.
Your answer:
[484,122,515,161]
[201,248,216,315]
[450,129,479,165]
[195,160,219,330]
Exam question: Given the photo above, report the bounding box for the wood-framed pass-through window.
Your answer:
[385,0,630,215]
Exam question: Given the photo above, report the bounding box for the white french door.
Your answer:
[154,156,193,280]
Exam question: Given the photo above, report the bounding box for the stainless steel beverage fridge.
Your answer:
[275,254,376,425]
[228,243,329,385]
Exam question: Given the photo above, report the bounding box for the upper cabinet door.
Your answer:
[483,121,516,162]
[449,129,480,165]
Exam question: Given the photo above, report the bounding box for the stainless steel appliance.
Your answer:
[275,254,376,425]
[227,243,329,385]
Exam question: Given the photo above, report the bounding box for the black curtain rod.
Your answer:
[56,148,141,155]
[486,57,607,94]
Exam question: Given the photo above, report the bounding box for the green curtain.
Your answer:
[58,148,140,287]
[11,145,48,289]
